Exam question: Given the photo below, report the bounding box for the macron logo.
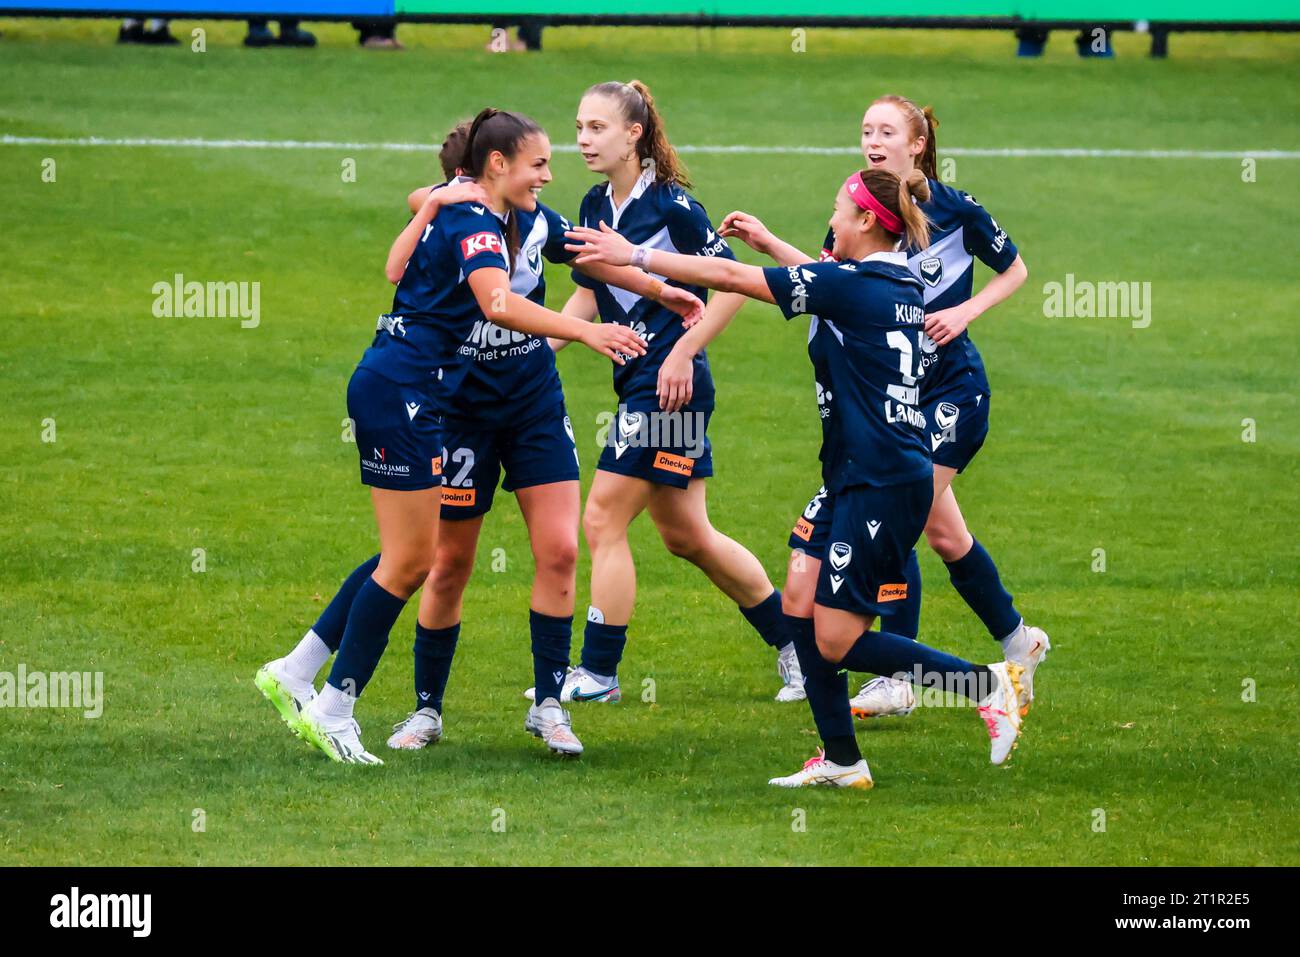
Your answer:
[50,887,152,938]
[405,402,421,421]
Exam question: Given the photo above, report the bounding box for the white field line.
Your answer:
[3,135,1298,159]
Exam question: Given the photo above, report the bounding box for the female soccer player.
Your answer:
[381,122,705,756]
[254,108,648,764]
[718,95,1048,721]
[567,166,1030,787]
[522,80,802,712]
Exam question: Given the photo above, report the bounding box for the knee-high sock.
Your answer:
[414,621,459,714]
[785,614,859,766]
[945,539,1022,642]
[531,610,573,704]
[838,628,992,701]
[312,554,382,651]
[282,554,382,684]
[740,589,789,649]
[325,577,406,698]
[877,549,922,641]
[579,612,627,679]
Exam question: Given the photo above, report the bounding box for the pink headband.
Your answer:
[843,172,903,235]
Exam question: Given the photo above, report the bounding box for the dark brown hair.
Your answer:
[856,167,932,250]
[583,80,691,188]
[462,108,545,273]
[871,94,939,181]
[438,120,472,180]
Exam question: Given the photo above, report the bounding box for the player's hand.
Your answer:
[565,222,635,267]
[431,181,491,210]
[923,303,975,347]
[718,211,774,254]
[656,284,705,328]
[656,344,695,412]
[580,322,647,366]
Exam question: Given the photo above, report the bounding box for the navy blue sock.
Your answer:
[739,589,788,649]
[838,628,993,701]
[312,554,381,652]
[413,621,459,714]
[530,610,573,704]
[878,549,922,641]
[579,620,627,678]
[325,577,406,697]
[945,538,1022,642]
[785,614,857,763]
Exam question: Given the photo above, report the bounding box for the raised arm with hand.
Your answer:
[386,181,491,284]
[718,211,816,268]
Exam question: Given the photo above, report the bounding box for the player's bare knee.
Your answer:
[660,526,707,562]
[534,536,578,580]
[926,526,970,562]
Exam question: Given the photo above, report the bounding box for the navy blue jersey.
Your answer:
[820,177,1018,398]
[572,169,734,406]
[359,200,509,415]
[450,188,574,426]
[764,254,932,491]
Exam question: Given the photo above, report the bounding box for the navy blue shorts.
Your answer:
[788,484,833,560]
[439,401,580,520]
[813,479,933,618]
[595,399,713,489]
[923,388,990,473]
[347,367,444,491]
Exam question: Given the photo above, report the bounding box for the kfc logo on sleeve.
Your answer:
[461,231,503,260]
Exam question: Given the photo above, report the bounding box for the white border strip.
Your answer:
[2,134,1298,159]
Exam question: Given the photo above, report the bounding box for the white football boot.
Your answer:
[775,643,807,702]
[386,707,443,750]
[254,657,317,736]
[769,748,873,790]
[849,676,917,719]
[978,661,1026,766]
[524,697,584,756]
[523,666,621,704]
[1002,623,1051,715]
[298,698,384,765]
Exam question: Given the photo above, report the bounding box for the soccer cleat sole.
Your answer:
[850,705,915,720]
[254,667,306,738]
[298,719,384,765]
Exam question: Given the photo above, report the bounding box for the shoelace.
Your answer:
[978,706,1004,739]
[391,712,417,732]
[801,747,827,771]
[858,676,887,697]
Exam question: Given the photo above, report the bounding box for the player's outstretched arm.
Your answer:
[566,223,776,305]
[467,268,646,366]
[385,181,491,284]
[574,261,705,328]
[718,211,815,267]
